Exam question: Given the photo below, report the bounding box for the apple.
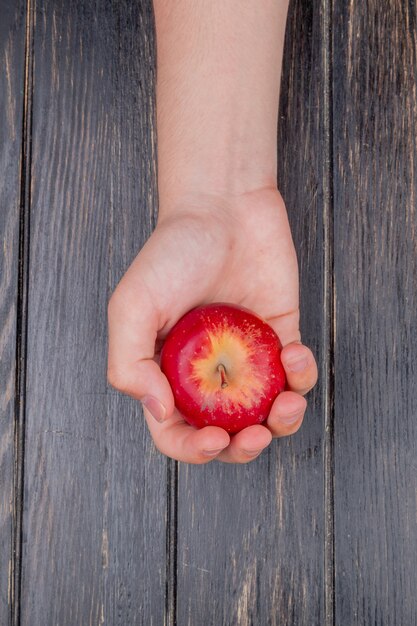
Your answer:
[160,303,286,433]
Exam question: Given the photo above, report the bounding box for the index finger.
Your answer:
[107,279,175,418]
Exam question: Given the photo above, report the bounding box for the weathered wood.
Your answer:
[106,1,167,624]
[0,2,26,624]
[20,0,166,624]
[333,1,417,624]
[175,2,328,624]
[2,0,417,622]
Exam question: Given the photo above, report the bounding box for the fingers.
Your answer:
[144,391,306,464]
[266,390,307,437]
[142,383,309,463]
[266,313,318,396]
[215,388,310,463]
[107,282,175,419]
[144,409,230,463]
[264,340,315,438]
[215,425,272,463]
[145,408,272,465]
[280,342,318,395]
[146,409,273,465]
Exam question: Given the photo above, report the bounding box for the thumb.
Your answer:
[107,284,174,423]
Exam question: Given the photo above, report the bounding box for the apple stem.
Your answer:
[217,363,228,389]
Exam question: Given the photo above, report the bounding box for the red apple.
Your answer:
[160,303,286,433]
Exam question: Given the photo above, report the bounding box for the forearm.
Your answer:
[153,0,290,209]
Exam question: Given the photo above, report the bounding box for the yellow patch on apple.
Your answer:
[189,327,266,409]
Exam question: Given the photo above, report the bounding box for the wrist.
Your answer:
[157,157,278,211]
[157,184,285,226]
[156,100,279,208]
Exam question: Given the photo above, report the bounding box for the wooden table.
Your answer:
[1,1,416,624]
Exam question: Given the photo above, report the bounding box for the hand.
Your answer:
[107,188,318,463]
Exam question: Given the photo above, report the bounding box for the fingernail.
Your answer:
[202,448,224,457]
[286,357,308,373]
[142,395,166,423]
[281,410,303,425]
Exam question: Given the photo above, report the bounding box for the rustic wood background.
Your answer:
[1,0,416,624]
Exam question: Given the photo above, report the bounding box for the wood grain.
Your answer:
[175,2,328,624]
[106,1,167,624]
[2,0,417,622]
[0,2,26,624]
[333,1,417,624]
[19,0,166,623]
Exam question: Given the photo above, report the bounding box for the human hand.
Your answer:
[107,188,318,464]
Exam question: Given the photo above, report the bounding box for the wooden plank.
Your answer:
[333,1,417,624]
[106,1,168,624]
[0,2,26,623]
[175,2,328,624]
[20,0,166,623]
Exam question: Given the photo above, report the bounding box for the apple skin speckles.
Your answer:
[160,303,286,434]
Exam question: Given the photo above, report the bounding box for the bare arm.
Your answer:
[107,1,318,464]
[154,0,289,207]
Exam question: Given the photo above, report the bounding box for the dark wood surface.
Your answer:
[0,2,26,624]
[333,2,417,624]
[18,1,166,624]
[1,0,416,624]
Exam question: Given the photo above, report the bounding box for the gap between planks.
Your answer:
[165,459,178,626]
[11,0,34,624]
[321,0,336,625]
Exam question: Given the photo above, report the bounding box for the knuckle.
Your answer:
[274,420,303,438]
[232,450,262,464]
[240,450,262,463]
[271,407,306,437]
[241,449,263,460]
